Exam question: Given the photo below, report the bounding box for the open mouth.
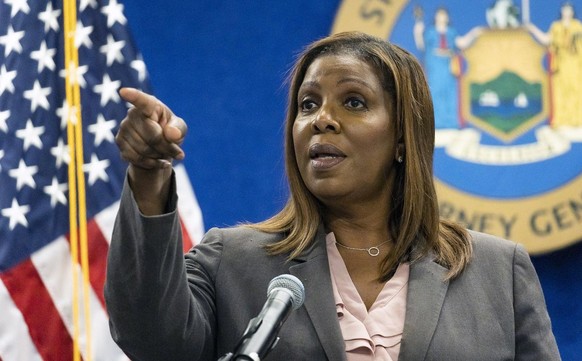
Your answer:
[309,143,346,159]
[308,143,346,169]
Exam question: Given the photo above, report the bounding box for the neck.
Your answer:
[324,211,391,250]
[320,183,393,248]
[436,24,447,32]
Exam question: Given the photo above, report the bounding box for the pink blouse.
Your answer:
[326,233,410,361]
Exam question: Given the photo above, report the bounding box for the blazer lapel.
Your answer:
[289,227,346,361]
[398,254,450,361]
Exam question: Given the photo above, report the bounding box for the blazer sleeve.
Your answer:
[104,172,222,361]
[513,244,561,360]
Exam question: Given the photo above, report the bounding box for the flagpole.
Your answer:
[63,0,92,360]
[63,0,81,357]
[72,9,93,361]
[522,0,530,24]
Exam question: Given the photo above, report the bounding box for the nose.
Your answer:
[311,105,340,134]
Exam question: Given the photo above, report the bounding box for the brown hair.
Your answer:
[248,31,472,280]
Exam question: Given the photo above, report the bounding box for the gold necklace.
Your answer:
[335,240,390,257]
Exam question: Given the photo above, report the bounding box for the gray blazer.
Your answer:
[105,179,560,361]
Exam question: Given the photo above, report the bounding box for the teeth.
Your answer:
[309,144,345,159]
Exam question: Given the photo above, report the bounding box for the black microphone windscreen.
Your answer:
[267,274,305,310]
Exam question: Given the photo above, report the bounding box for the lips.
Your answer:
[309,143,346,158]
[308,143,346,169]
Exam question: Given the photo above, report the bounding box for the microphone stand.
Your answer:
[217,313,280,361]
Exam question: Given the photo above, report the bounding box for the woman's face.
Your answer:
[292,54,398,208]
[435,9,449,27]
[561,5,574,20]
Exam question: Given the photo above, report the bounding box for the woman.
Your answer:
[105,32,560,360]
[413,7,482,129]
[527,2,582,127]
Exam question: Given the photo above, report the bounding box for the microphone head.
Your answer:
[267,274,305,310]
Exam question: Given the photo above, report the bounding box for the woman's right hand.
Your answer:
[116,87,187,170]
[116,87,188,215]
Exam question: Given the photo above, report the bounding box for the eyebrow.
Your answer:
[298,80,320,90]
[299,77,375,92]
[337,77,375,91]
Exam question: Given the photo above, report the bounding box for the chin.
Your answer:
[310,187,353,205]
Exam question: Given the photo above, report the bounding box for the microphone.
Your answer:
[221,274,305,361]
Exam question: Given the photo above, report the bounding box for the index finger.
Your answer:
[120,87,163,119]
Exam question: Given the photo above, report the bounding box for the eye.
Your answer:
[345,97,366,110]
[300,99,318,112]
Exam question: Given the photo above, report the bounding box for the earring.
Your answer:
[397,155,403,163]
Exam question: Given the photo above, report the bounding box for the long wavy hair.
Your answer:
[248,31,472,281]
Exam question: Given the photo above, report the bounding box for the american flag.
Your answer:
[0,0,204,360]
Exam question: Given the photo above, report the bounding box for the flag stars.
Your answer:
[23,80,51,112]
[83,154,110,185]
[56,101,80,129]
[9,159,39,191]
[0,65,17,93]
[56,100,69,129]
[89,114,116,146]
[31,41,57,73]
[16,119,45,151]
[131,57,147,83]
[1,198,30,230]
[0,26,25,57]
[93,74,121,106]
[75,20,93,49]
[59,62,88,88]
[101,0,127,27]
[0,110,9,133]
[100,34,126,66]
[51,138,71,168]
[43,177,68,207]
[80,0,98,11]
[5,0,30,18]
[38,2,61,33]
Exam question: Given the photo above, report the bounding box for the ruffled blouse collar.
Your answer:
[326,232,410,360]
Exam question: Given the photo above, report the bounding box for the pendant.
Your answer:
[368,247,380,257]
